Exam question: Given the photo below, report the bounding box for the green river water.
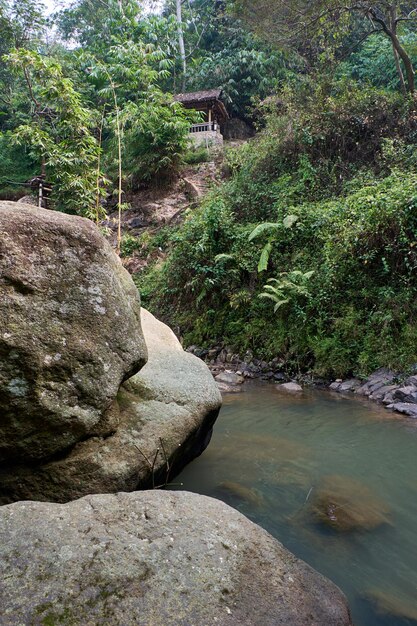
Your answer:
[170,383,417,626]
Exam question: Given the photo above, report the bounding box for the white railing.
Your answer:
[189,122,218,133]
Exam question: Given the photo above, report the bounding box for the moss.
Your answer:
[36,605,76,626]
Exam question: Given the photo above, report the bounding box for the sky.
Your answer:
[43,0,70,13]
[42,0,163,15]
[43,0,70,15]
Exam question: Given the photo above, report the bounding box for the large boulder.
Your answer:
[0,202,147,462]
[0,490,353,626]
[0,309,221,503]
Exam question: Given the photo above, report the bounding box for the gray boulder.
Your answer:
[17,195,38,206]
[330,379,361,393]
[0,490,353,626]
[391,402,417,418]
[393,385,417,403]
[277,382,303,393]
[339,379,361,392]
[0,309,221,503]
[369,384,398,402]
[356,368,397,396]
[215,370,244,385]
[217,382,243,394]
[0,202,147,463]
[405,374,417,387]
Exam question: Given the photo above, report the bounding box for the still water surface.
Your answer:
[170,383,417,626]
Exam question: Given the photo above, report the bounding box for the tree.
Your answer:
[56,0,142,51]
[0,0,45,49]
[175,0,187,90]
[234,0,417,93]
[84,40,195,183]
[0,0,46,122]
[5,49,102,217]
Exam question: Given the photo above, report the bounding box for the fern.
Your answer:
[258,241,273,272]
[260,270,315,313]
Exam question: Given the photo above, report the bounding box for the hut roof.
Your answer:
[173,89,229,121]
[173,89,223,104]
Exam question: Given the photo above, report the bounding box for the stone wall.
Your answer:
[189,129,224,148]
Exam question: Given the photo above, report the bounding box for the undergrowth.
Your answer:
[137,82,417,378]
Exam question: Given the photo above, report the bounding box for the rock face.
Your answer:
[0,490,353,626]
[0,202,221,503]
[0,309,221,503]
[0,202,147,462]
[223,117,255,140]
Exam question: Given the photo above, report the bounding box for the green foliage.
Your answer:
[120,233,142,257]
[4,49,102,217]
[140,81,417,377]
[249,215,299,271]
[260,270,314,312]
[83,41,196,188]
[119,95,195,185]
[338,30,417,92]
[0,132,38,198]
[233,0,417,93]
[183,145,210,165]
[187,28,296,118]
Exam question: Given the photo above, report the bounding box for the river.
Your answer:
[170,383,417,626]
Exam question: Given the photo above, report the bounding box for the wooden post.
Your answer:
[38,181,43,208]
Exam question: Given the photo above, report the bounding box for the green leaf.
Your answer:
[283,214,299,229]
[248,222,280,241]
[274,299,290,312]
[214,254,235,263]
[258,241,273,272]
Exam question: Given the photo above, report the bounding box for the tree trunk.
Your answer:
[389,8,407,95]
[392,42,407,94]
[389,6,411,94]
[175,0,187,91]
[389,32,415,93]
[370,7,415,94]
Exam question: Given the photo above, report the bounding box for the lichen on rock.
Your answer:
[0,202,221,503]
[0,490,354,626]
[0,201,147,463]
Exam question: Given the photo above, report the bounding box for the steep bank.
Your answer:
[136,86,417,380]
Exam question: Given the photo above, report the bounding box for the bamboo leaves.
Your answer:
[5,49,102,218]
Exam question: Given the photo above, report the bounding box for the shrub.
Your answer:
[183,145,210,165]
[138,81,417,377]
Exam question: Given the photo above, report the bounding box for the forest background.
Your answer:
[1,0,417,378]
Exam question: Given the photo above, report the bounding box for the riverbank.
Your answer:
[186,345,417,418]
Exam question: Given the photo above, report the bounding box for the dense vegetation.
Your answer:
[140,80,417,377]
[0,0,287,208]
[1,0,417,377]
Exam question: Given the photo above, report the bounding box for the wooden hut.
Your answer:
[174,88,229,146]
